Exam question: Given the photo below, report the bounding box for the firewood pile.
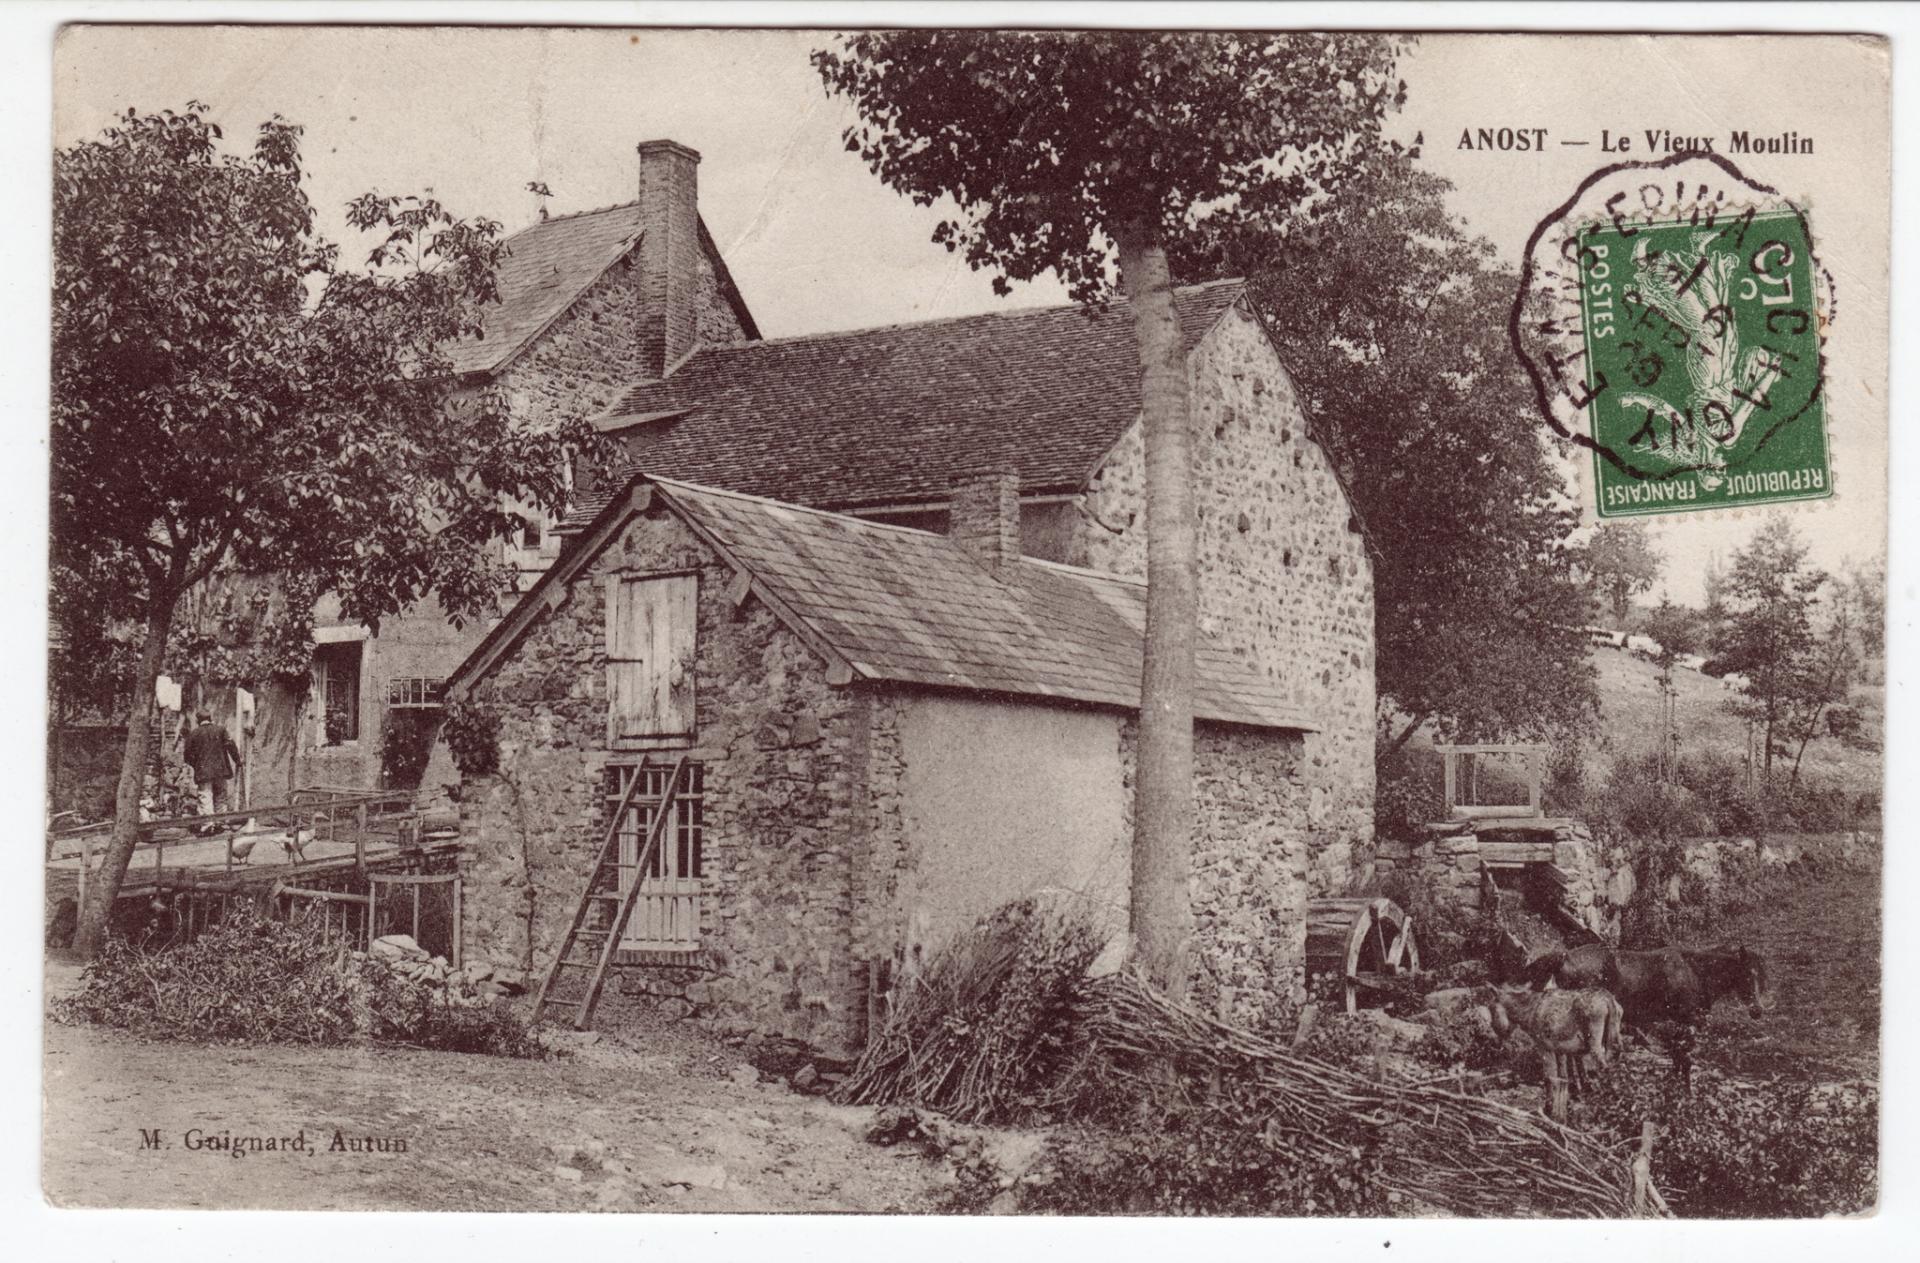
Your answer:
[839,899,1649,1218]
[837,898,1102,1123]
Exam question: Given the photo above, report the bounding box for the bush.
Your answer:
[58,909,548,1058]
[380,708,439,789]
[1589,753,1717,842]
[1375,869,1498,973]
[1409,1006,1510,1075]
[1585,1055,1877,1217]
[1375,741,1444,839]
[441,702,500,777]
[1017,1111,1391,1216]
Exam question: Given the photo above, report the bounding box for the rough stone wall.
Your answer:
[499,237,749,437]
[459,505,866,1053]
[1075,298,1375,896]
[1113,719,1312,1026]
[284,224,753,795]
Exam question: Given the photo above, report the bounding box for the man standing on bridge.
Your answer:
[182,710,241,821]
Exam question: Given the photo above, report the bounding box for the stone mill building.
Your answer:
[438,156,1379,1051]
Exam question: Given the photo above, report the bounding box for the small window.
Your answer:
[386,677,447,709]
[520,516,544,551]
[316,641,362,745]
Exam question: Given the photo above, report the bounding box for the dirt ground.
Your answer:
[1690,851,1882,1081]
[41,959,943,1213]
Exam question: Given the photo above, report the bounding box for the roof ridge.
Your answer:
[685,276,1247,355]
[502,199,641,239]
[648,475,965,542]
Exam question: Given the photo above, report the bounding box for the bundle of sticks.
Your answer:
[838,898,1102,1124]
[1066,969,1648,1218]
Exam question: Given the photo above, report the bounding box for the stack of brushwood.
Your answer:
[838,897,1102,1123]
[1067,969,1643,1217]
[839,899,1651,1218]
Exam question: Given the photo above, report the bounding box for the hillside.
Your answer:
[1581,643,1883,798]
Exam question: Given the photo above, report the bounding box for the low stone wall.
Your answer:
[1373,818,1623,940]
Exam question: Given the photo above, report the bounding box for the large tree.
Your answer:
[1586,522,1664,623]
[816,31,1405,994]
[54,103,583,955]
[1175,148,1598,752]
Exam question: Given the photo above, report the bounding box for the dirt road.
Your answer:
[42,1009,941,1213]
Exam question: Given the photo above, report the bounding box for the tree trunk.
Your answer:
[73,599,174,958]
[1115,225,1196,1000]
[1386,710,1431,756]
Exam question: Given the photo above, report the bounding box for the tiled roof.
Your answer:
[441,203,758,377]
[560,279,1248,526]
[658,476,1313,731]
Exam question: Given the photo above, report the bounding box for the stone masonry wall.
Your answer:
[286,223,753,795]
[460,504,866,1053]
[500,232,749,436]
[1075,298,1375,897]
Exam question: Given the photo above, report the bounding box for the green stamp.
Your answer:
[1576,209,1830,517]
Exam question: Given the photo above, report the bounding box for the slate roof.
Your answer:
[441,203,758,378]
[450,471,1315,733]
[559,278,1248,526]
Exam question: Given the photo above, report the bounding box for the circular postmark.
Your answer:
[1511,152,1836,518]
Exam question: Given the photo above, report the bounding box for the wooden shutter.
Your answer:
[607,573,696,742]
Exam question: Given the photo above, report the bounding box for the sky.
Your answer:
[51,25,1891,605]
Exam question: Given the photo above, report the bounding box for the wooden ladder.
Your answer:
[530,755,689,1030]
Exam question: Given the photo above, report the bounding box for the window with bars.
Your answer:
[603,762,706,952]
[386,677,447,709]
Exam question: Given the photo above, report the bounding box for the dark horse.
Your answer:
[1520,943,1775,1085]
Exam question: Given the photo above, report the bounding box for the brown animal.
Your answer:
[1480,985,1622,1122]
[1522,943,1774,1086]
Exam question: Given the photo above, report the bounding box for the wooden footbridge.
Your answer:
[46,786,463,952]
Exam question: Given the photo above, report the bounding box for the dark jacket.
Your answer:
[183,722,240,784]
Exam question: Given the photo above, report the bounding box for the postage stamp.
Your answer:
[1512,153,1836,517]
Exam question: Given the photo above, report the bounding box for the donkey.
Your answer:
[1520,943,1774,1085]
[1479,986,1623,1123]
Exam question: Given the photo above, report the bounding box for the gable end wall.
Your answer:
[1074,299,1376,894]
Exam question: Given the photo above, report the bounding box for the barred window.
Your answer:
[386,677,446,709]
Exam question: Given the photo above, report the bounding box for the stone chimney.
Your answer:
[949,472,1022,571]
[635,139,702,378]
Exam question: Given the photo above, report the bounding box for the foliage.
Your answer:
[816,31,1406,307]
[1373,737,1444,838]
[53,102,597,953]
[380,708,439,789]
[1375,868,1498,973]
[1178,147,1601,752]
[57,909,548,1058]
[1016,1112,1391,1217]
[1585,1058,1877,1218]
[816,30,1408,996]
[837,898,1102,1123]
[1717,516,1829,782]
[1584,523,1664,622]
[60,910,362,1044]
[1409,1005,1511,1076]
[1840,556,1886,658]
[1643,597,1699,666]
[440,703,501,778]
